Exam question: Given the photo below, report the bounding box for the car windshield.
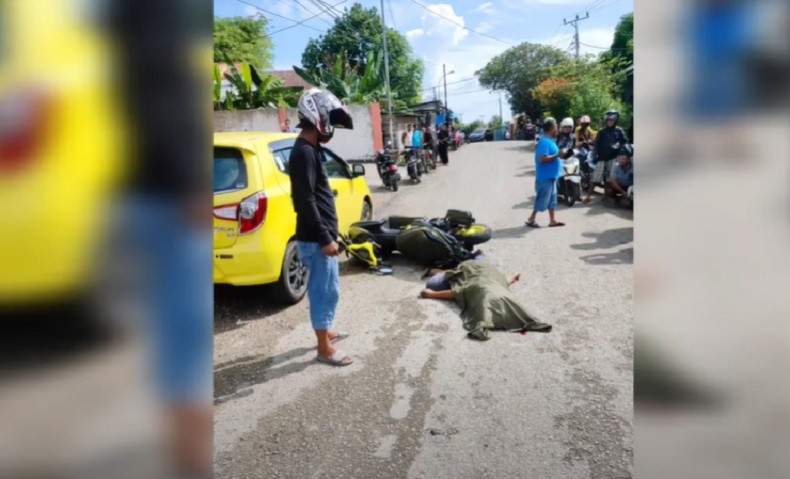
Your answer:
[214,147,248,193]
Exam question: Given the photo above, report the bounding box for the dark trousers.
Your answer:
[438,146,449,164]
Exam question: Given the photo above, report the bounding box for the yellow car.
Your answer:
[0,0,124,306]
[213,132,373,303]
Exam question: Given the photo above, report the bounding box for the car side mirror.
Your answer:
[352,164,365,177]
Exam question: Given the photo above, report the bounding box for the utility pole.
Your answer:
[498,93,502,125]
[380,0,394,149]
[564,12,590,59]
[443,63,448,125]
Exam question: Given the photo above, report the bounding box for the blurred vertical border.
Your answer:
[635,0,790,478]
[0,1,213,477]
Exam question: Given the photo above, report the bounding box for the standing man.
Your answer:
[526,120,565,228]
[437,123,450,165]
[289,88,355,366]
[281,118,297,133]
[412,124,423,151]
[401,124,413,151]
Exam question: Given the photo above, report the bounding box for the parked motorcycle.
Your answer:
[577,145,593,192]
[375,144,401,192]
[350,209,492,259]
[403,148,422,183]
[557,150,582,207]
[423,146,437,171]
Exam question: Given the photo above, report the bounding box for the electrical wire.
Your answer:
[588,0,624,13]
[419,77,476,92]
[237,0,326,34]
[405,0,519,46]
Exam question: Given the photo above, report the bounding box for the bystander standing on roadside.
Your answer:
[289,89,355,367]
[526,120,565,228]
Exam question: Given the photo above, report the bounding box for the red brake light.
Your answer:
[389,164,397,172]
[238,191,268,235]
[213,191,268,235]
[0,89,50,173]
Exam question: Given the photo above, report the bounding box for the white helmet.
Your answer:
[297,88,353,142]
[561,117,574,128]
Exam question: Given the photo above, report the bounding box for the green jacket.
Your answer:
[446,261,552,340]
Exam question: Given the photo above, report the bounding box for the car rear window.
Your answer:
[214,147,247,193]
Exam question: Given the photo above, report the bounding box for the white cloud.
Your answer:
[578,27,616,56]
[243,5,258,17]
[413,4,469,46]
[471,2,496,14]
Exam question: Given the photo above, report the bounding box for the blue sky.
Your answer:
[215,0,633,123]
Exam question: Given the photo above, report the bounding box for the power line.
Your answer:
[405,0,519,46]
[237,0,326,34]
[419,77,476,92]
[589,0,624,13]
[386,0,398,30]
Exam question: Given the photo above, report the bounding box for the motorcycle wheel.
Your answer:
[391,180,399,192]
[565,184,578,207]
[454,224,492,247]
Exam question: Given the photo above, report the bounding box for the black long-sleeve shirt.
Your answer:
[289,138,338,246]
[593,126,629,163]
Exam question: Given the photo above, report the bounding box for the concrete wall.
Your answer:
[214,103,382,162]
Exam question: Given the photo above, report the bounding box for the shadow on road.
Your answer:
[571,227,634,265]
[214,346,317,401]
[502,142,534,153]
[580,247,633,265]
[571,227,633,251]
[214,285,290,334]
[493,224,540,240]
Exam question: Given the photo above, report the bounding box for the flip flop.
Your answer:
[316,350,354,366]
[549,222,566,228]
[525,221,540,228]
[329,332,349,344]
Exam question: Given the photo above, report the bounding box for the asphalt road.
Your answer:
[213,140,634,479]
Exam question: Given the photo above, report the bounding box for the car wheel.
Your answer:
[273,242,308,304]
[361,200,373,221]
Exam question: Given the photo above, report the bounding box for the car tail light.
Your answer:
[213,191,268,235]
[238,191,268,234]
[0,89,51,173]
[389,164,397,172]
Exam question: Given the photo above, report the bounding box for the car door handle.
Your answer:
[332,189,339,198]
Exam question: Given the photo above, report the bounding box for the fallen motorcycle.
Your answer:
[348,209,492,262]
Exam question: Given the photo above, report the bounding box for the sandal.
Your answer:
[316,350,354,366]
[548,222,565,228]
[525,221,540,228]
[329,332,349,344]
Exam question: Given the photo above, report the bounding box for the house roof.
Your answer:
[266,70,314,90]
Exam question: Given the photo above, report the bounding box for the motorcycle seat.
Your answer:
[354,219,387,229]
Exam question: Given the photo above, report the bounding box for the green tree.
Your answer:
[294,50,386,104]
[601,13,633,67]
[214,16,273,70]
[542,59,629,130]
[476,43,570,119]
[488,115,503,129]
[301,3,423,104]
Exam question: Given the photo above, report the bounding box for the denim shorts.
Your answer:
[297,242,340,331]
[123,197,212,405]
[534,179,558,212]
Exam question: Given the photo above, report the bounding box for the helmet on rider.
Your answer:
[580,115,591,125]
[560,117,574,131]
[604,109,620,126]
[297,88,353,143]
